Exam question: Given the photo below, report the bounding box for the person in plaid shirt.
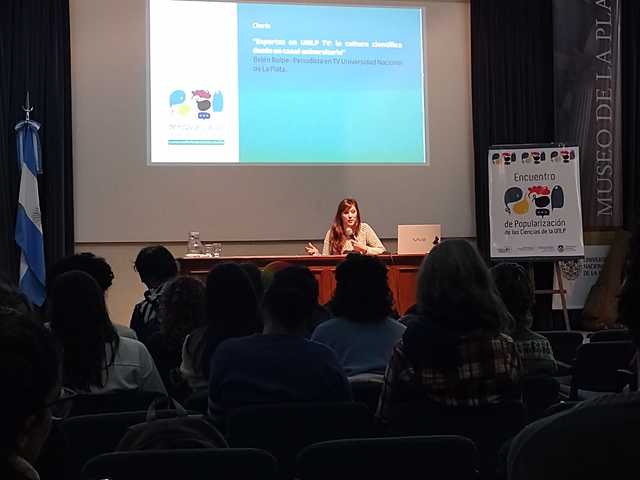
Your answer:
[376,240,523,423]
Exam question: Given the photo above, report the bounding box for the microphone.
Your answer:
[345,227,363,254]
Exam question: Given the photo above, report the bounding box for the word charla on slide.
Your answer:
[149,0,427,165]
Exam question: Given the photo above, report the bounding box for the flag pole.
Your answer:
[23,91,33,122]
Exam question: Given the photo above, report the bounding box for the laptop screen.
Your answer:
[397,224,441,254]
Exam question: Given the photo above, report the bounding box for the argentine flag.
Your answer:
[15,119,46,306]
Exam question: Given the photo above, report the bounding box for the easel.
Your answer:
[528,260,571,331]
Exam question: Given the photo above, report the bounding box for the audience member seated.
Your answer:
[311,253,405,377]
[130,246,178,344]
[376,240,522,424]
[208,265,352,422]
[146,276,206,400]
[0,281,66,480]
[180,263,262,391]
[507,225,640,479]
[48,252,137,339]
[48,271,166,395]
[262,260,329,336]
[491,262,557,376]
[239,262,264,301]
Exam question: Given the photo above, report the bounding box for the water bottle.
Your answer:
[187,231,204,255]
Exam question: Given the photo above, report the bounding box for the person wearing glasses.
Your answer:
[0,280,75,480]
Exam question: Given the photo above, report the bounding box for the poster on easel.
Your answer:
[488,145,584,260]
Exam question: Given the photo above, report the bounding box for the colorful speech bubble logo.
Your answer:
[551,185,564,209]
[212,91,224,112]
[170,90,186,107]
[504,187,523,213]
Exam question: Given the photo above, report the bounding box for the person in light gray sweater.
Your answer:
[311,254,404,376]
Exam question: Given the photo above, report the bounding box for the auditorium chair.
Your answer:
[568,341,637,399]
[348,374,384,415]
[537,330,584,366]
[386,399,525,479]
[82,448,277,480]
[60,410,193,480]
[522,375,560,421]
[68,389,165,417]
[226,402,373,479]
[296,435,478,480]
[588,328,632,343]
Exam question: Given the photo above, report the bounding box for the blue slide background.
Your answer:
[236,3,426,164]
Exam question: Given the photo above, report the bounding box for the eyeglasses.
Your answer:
[45,387,78,421]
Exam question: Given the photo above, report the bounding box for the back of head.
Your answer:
[48,270,119,390]
[48,252,114,293]
[159,276,206,351]
[417,239,509,333]
[261,260,292,291]
[0,277,33,318]
[491,262,534,332]
[240,262,264,301]
[0,296,60,471]
[206,263,261,338]
[263,265,318,333]
[332,253,392,323]
[134,246,178,288]
[193,263,261,377]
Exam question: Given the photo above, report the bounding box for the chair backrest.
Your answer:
[227,402,372,479]
[69,389,164,416]
[522,375,560,421]
[588,329,632,343]
[537,331,585,364]
[297,435,478,480]
[60,411,155,480]
[81,448,277,480]
[571,341,637,396]
[388,400,525,477]
[183,389,209,415]
[348,376,384,415]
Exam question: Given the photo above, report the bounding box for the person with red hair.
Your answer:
[305,198,385,256]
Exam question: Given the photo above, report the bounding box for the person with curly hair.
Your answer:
[311,254,405,377]
[146,276,206,399]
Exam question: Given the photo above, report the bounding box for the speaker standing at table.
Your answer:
[305,198,385,256]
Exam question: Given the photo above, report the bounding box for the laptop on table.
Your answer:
[397,224,441,254]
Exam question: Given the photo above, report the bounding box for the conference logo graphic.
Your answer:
[169,89,224,119]
[504,185,565,218]
[491,149,576,166]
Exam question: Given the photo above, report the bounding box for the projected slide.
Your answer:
[149,0,426,164]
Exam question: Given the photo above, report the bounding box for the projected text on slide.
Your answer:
[148,0,427,164]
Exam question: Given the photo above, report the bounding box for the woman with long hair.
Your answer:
[147,276,206,398]
[376,240,522,423]
[48,271,166,394]
[180,263,262,390]
[305,198,385,255]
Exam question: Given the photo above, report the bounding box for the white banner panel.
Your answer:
[552,245,610,310]
[488,145,584,259]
